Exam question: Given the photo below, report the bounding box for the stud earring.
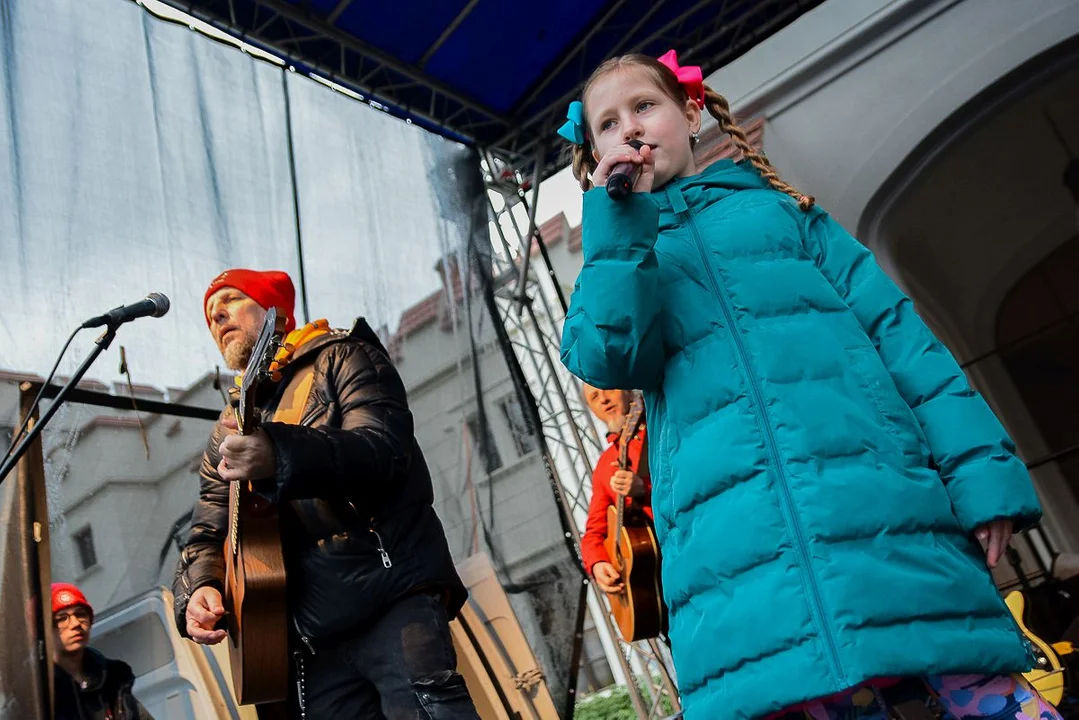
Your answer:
[691,132,700,145]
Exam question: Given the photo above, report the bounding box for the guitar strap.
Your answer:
[246,363,316,498]
[271,363,316,426]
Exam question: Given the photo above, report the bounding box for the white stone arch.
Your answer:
[864,37,1079,350]
[854,4,1079,260]
[854,35,1079,554]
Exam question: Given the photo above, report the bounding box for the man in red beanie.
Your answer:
[52,583,153,719]
[202,268,297,371]
[174,269,476,719]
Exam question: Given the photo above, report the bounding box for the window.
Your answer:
[73,526,97,571]
[466,414,502,474]
[499,396,537,457]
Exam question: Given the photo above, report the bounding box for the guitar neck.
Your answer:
[240,415,259,437]
[613,397,643,540]
[235,405,260,437]
[235,306,286,438]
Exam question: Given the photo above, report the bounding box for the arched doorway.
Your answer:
[857,40,1079,559]
[995,235,1079,505]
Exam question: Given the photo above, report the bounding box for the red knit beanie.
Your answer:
[204,269,296,333]
[52,582,93,620]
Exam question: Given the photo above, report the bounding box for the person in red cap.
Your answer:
[174,269,477,718]
[52,582,154,719]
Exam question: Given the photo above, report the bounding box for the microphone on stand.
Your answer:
[81,292,171,329]
[2,291,173,485]
[606,139,645,200]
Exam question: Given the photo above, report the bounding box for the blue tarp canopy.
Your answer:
[154,0,822,176]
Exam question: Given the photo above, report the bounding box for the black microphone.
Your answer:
[82,293,171,329]
[606,139,645,200]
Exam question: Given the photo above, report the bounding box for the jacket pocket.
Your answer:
[294,531,393,638]
[824,319,931,465]
[847,344,931,465]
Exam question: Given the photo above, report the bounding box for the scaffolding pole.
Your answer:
[481,153,680,719]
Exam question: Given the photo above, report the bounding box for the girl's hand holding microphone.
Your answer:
[593,141,655,195]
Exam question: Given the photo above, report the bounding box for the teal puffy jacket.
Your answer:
[560,159,1041,719]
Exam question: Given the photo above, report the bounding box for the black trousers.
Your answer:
[290,593,480,720]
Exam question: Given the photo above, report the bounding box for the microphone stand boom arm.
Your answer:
[0,323,120,487]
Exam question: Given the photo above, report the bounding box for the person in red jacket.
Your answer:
[579,384,653,595]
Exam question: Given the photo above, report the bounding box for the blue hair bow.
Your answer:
[557,101,584,145]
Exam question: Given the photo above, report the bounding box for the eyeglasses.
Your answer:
[54,608,91,627]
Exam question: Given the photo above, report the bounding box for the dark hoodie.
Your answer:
[54,648,152,720]
[173,318,466,644]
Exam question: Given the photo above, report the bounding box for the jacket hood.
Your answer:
[290,317,386,363]
[664,158,770,194]
[650,158,772,215]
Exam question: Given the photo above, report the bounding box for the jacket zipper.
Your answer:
[682,201,845,686]
[292,615,317,656]
[294,649,308,719]
[370,521,393,569]
[73,675,88,720]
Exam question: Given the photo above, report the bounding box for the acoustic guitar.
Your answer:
[224,308,289,705]
[603,395,665,642]
[1005,589,1073,707]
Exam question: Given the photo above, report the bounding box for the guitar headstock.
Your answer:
[618,392,646,471]
[236,308,288,435]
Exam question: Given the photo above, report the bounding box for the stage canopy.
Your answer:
[152,0,824,177]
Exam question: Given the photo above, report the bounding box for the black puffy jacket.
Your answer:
[54,648,152,720]
[172,318,465,642]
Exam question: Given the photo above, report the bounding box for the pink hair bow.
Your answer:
[657,50,705,109]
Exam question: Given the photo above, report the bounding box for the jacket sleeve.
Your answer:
[801,206,1041,533]
[172,409,231,637]
[581,450,616,575]
[258,339,413,512]
[560,189,665,391]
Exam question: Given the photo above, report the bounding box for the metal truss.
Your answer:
[482,153,681,719]
[148,0,822,181]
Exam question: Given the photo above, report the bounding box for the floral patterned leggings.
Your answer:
[788,675,1062,719]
